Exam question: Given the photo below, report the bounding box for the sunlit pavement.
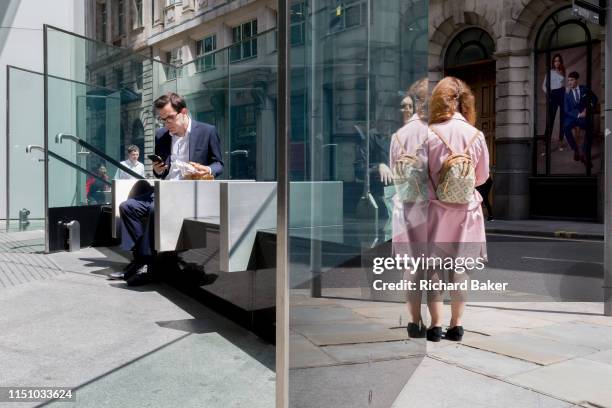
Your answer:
[2,225,612,407]
[0,230,274,408]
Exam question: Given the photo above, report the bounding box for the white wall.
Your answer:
[0,0,86,219]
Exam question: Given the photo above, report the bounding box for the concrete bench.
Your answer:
[113,179,343,273]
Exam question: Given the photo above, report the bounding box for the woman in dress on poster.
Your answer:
[542,53,567,150]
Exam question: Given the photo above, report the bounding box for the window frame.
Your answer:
[195,34,217,72]
[229,19,258,63]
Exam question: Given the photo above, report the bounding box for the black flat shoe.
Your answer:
[407,322,426,338]
[110,260,144,281]
[426,327,442,342]
[126,265,155,286]
[445,326,464,341]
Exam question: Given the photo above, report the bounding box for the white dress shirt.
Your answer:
[114,159,145,179]
[542,70,565,92]
[166,117,191,180]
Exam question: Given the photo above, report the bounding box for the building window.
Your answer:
[114,67,124,88]
[98,2,107,42]
[132,0,143,29]
[444,28,495,70]
[291,2,306,46]
[533,6,601,177]
[329,0,367,33]
[230,19,257,63]
[165,47,182,80]
[195,34,217,72]
[166,0,177,5]
[132,61,143,89]
[118,0,125,36]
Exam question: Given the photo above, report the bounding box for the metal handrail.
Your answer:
[55,133,144,180]
[26,145,111,187]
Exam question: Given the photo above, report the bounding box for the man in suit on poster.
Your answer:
[563,71,598,167]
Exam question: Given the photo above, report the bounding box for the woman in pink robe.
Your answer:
[426,77,490,342]
[390,78,429,339]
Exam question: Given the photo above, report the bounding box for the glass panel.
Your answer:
[44,26,175,251]
[45,25,174,188]
[227,30,276,180]
[288,1,429,406]
[7,67,45,231]
[178,29,277,181]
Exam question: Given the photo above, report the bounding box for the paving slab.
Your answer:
[429,344,540,379]
[391,357,571,408]
[292,320,408,346]
[463,332,598,365]
[508,358,612,408]
[575,314,612,327]
[582,349,612,366]
[46,332,274,408]
[291,358,420,408]
[290,305,365,325]
[526,321,612,350]
[321,339,425,364]
[458,309,557,336]
[289,333,337,369]
[0,245,275,408]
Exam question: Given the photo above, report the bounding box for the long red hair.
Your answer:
[429,76,476,126]
[552,53,566,76]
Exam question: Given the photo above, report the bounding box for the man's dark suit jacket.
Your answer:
[564,85,598,126]
[154,119,224,179]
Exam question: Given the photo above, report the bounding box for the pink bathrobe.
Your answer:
[428,112,490,260]
[390,114,429,256]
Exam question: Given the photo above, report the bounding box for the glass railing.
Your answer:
[43,25,176,251]
[287,1,429,406]
[44,25,175,178]
[6,67,45,231]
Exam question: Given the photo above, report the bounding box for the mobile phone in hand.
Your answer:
[148,154,164,164]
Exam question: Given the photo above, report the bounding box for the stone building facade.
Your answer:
[85,0,605,220]
[429,0,606,220]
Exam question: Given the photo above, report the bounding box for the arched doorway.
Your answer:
[444,27,496,212]
[445,28,496,162]
[531,6,602,220]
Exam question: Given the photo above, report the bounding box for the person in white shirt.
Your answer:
[114,145,145,179]
[542,53,566,147]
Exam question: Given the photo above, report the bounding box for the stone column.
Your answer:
[493,38,531,219]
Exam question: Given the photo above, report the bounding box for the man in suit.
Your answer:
[563,71,598,167]
[110,92,224,285]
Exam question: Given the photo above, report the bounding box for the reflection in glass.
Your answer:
[288,1,429,406]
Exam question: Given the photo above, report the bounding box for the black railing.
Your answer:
[26,145,111,186]
[55,133,145,180]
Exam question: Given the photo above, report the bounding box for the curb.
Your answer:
[486,228,603,241]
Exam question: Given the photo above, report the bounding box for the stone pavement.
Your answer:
[2,227,612,407]
[289,287,612,408]
[0,230,274,408]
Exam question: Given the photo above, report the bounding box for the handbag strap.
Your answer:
[393,123,427,157]
[429,125,481,155]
